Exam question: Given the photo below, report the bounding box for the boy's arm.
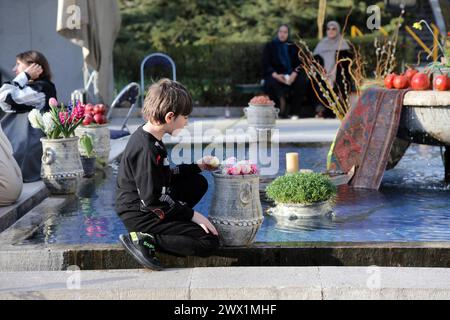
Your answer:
[171,163,201,176]
[133,155,194,222]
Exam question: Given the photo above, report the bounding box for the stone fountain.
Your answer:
[397,91,450,182]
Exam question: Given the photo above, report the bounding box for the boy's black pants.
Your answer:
[122,173,219,257]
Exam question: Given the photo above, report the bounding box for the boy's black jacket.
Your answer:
[116,125,201,222]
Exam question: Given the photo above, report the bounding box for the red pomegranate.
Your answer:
[410,73,430,90]
[384,73,396,89]
[433,75,448,91]
[393,75,409,89]
[404,68,418,81]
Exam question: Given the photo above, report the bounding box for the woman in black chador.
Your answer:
[262,24,308,118]
[0,50,57,182]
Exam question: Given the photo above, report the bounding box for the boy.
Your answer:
[116,79,219,270]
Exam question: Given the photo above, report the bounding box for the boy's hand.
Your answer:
[196,155,220,171]
[192,211,219,236]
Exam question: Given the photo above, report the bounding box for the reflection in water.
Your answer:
[23,143,450,245]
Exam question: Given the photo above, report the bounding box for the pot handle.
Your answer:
[42,147,56,165]
[274,108,280,118]
[239,182,252,204]
[243,107,248,116]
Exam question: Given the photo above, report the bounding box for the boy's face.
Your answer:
[165,112,189,136]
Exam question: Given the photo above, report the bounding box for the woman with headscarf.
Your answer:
[313,21,351,118]
[0,50,57,182]
[262,24,308,118]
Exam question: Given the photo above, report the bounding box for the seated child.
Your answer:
[116,79,219,270]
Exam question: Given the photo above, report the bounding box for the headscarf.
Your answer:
[313,21,350,84]
[273,24,292,74]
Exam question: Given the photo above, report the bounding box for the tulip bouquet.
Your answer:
[28,98,85,139]
[220,157,258,175]
[197,156,258,175]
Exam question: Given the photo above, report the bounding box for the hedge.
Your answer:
[114,35,415,106]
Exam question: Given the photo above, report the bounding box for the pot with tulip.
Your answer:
[208,157,264,246]
[28,98,84,194]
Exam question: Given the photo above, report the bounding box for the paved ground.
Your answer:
[1,267,449,300]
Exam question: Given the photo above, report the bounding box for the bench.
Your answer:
[234,83,264,95]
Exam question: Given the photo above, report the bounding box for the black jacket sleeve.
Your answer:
[171,163,201,178]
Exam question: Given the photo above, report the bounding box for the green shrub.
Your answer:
[114,36,415,106]
[114,0,417,105]
[266,172,337,204]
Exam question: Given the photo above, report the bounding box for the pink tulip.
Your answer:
[230,165,242,175]
[241,164,251,174]
[49,97,58,108]
[224,157,237,165]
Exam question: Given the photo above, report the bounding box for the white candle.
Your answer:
[286,152,299,173]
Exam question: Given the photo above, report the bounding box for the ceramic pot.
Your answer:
[40,137,83,194]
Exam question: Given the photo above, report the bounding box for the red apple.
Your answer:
[433,75,448,91]
[404,68,418,81]
[410,73,430,90]
[393,75,409,89]
[384,73,396,89]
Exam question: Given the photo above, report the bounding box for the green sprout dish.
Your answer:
[266,172,337,205]
[79,133,95,158]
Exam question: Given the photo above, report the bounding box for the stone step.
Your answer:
[0,267,449,300]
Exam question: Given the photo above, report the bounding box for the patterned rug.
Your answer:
[327,87,410,190]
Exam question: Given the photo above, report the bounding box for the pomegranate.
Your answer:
[384,73,396,89]
[93,113,105,124]
[404,68,418,81]
[433,75,448,91]
[393,75,409,89]
[410,73,430,90]
[82,114,93,126]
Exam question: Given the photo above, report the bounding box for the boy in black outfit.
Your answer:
[116,79,219,270]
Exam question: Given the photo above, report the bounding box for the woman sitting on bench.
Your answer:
[262,24,308,118]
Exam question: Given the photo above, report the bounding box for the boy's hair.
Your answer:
[142,78,193,124]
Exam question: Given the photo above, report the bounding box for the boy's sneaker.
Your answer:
[119,232,163,271]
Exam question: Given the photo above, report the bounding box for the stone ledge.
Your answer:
[0,267,449,300]
[403,91,450,107]
[0,182,48,233]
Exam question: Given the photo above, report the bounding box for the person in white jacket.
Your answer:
[0,124,22,206]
